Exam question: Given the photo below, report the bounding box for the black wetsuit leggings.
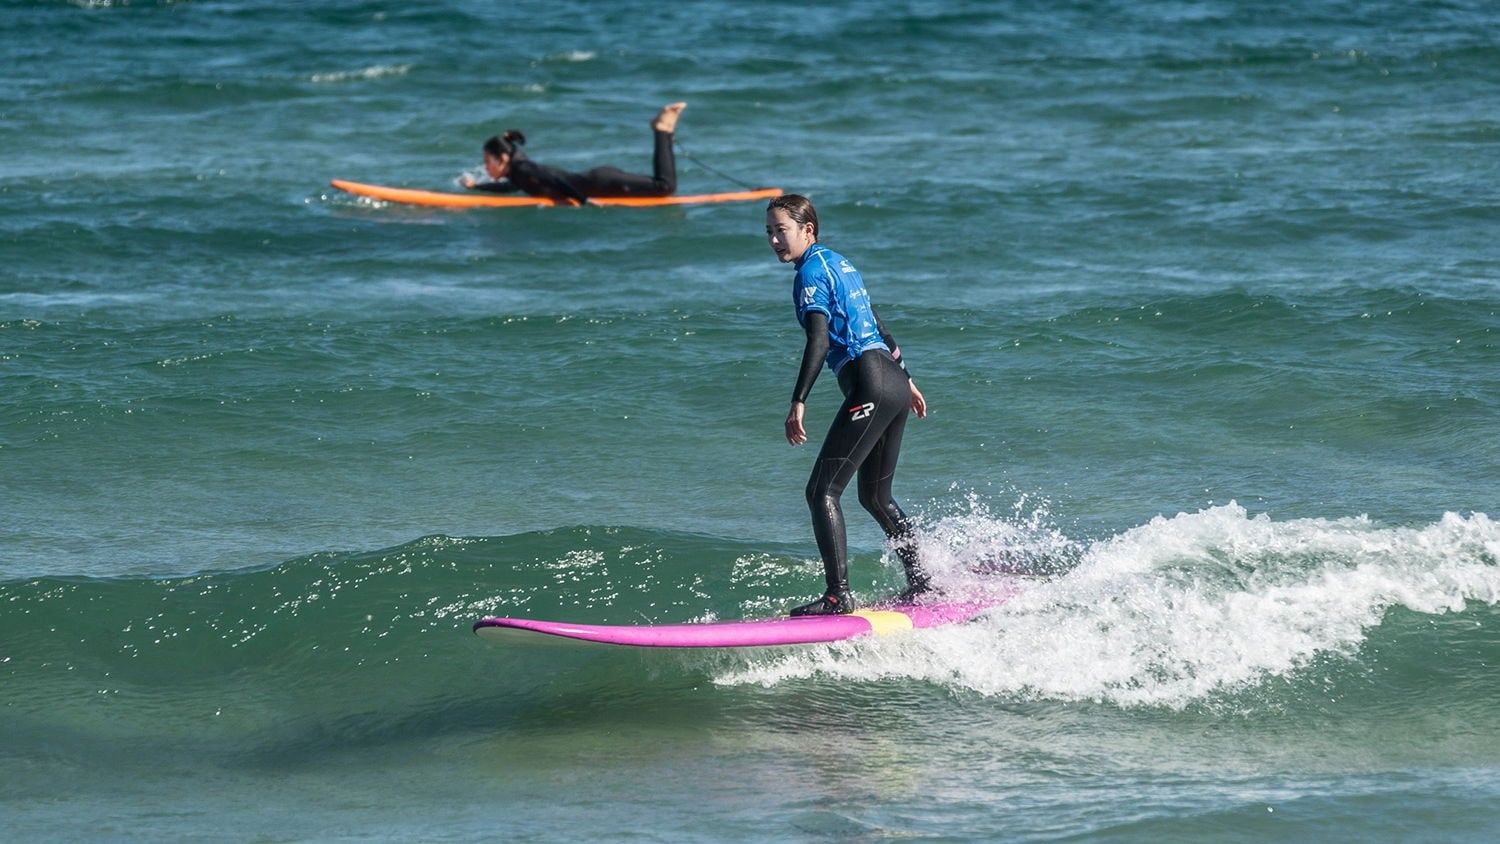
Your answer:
[806,348,918,592]
[572,129,676,197]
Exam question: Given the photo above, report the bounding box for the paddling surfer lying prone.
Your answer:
[460,102,686,206]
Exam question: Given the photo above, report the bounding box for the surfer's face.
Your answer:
[483,152,510,179]
[766,209,815,263]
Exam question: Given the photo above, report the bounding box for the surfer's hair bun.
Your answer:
[482,130,527,159]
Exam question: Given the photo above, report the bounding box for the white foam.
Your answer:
[715,504,1500,709]
[308,65,412,84]
[545,51,596,63]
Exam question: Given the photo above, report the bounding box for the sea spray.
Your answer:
[717,505,1500,710]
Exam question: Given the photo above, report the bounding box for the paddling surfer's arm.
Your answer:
[464,177,520,193]
[506,160,593,206]
[465,162,592,205]
[464,179,519,193]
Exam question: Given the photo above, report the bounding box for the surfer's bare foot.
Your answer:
[653,101,687,133]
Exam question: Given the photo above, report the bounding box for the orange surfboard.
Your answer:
[330,179,782,209]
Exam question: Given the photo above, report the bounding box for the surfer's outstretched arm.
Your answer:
[464,177,519,193]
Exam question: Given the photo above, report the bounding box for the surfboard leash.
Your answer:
[673,139,765,191]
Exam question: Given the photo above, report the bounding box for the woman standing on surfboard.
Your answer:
[460,102,686,205]
[766,194,930,616]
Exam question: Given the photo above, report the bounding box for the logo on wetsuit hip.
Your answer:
[848,401,876,421]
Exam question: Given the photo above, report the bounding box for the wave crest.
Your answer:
[718,505,1500,709]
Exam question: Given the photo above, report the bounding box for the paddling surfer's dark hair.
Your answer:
[483,129,527,159]
[768,193,819,239]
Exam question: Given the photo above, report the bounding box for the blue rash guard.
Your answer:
[792,244,890,375]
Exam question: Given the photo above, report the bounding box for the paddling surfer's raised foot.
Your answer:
[653,101,686,133]
[460,102,687,204]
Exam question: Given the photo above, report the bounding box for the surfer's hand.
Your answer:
[460,176,476,188]
[785,401,808,445]
[909,381,927,419]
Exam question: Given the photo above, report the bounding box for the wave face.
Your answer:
[6,506,1499,745]
[6,509,1500,840]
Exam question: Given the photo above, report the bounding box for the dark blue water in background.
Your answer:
[4,1,1500,840]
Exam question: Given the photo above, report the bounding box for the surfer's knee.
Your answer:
[856,485,896,521]
[805,479,837,512]
[805,459,850,508]
[862,497,913,542]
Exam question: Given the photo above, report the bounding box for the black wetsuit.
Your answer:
[471,130,676,204]
[803,331,921,599]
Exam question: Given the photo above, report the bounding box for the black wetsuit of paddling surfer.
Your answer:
[471,130,676,204]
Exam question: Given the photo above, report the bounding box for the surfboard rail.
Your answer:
[473,590,1018,649]
[330,179,783,209]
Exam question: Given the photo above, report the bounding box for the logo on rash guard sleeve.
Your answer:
[848,401,875,420]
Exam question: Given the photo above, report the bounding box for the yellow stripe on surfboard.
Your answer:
[851,609,915,636]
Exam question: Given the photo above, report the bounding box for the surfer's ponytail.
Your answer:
[482,129,528,159]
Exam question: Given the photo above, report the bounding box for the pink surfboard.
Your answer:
[472,589,1019,648]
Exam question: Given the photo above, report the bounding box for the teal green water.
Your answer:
[4,1,1500,840]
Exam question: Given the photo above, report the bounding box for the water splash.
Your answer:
[914,489,1083,582]
[718,504,1500,709]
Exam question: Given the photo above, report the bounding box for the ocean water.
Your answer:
[4,0,1500,840]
